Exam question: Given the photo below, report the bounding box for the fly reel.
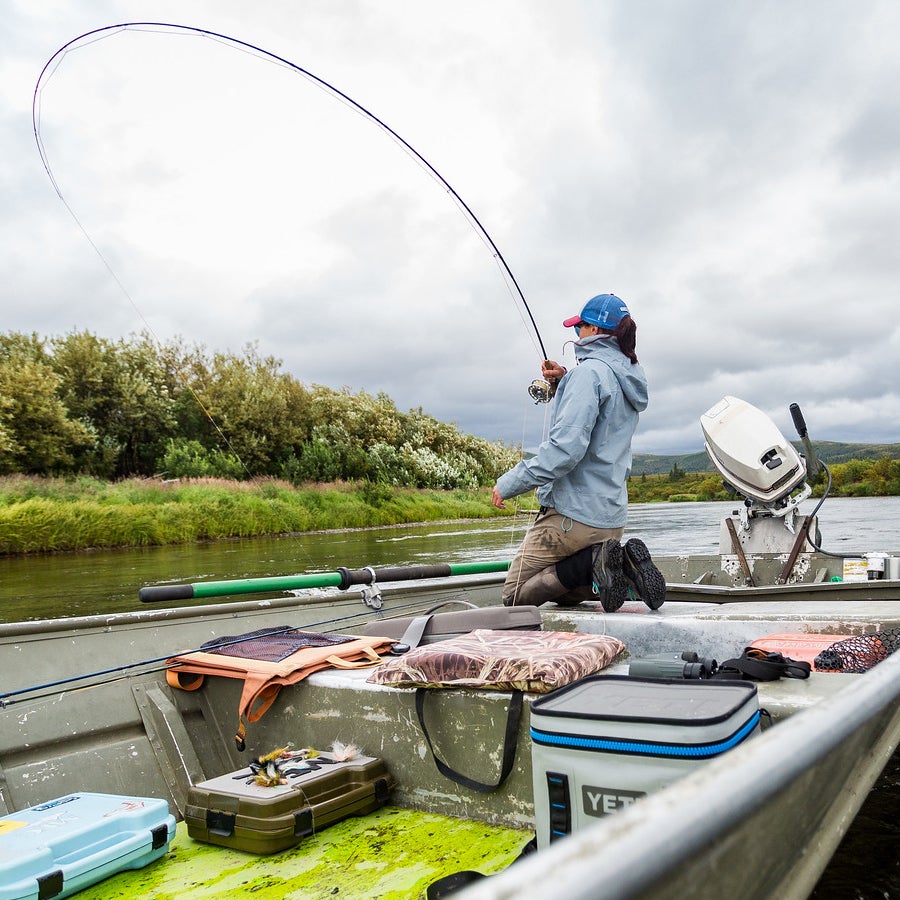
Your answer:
[528,379,554,404]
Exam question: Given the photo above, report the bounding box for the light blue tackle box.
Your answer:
[530,675,761,849]
[0,792,175,900]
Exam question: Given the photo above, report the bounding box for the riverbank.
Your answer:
[0,475,531,555]
[3,465,897,555]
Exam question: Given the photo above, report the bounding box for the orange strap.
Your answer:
[165,670,205,692]
[166,634,395,749]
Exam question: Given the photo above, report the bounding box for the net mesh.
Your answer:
[200,627,353,662]
[813,628,900,674]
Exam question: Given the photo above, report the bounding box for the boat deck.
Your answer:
[68,807,532,900]
[544,594,900,663]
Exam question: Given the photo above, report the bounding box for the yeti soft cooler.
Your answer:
[530,675,760,847]
[185,751,394,854]
[0,793,175,900]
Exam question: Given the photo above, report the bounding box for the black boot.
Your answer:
[590,540,629,613]
[622,538,666,610]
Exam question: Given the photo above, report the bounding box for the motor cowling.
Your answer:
[700,396,808,506]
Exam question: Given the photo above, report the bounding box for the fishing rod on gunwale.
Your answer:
[33,22,554,404]
[139,559,510,602]
[0,625,295,708]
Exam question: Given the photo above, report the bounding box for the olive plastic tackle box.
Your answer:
[0,792,175,900]
[184,751,395,854]
[530,675,761,848]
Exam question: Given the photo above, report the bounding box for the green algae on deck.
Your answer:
[75,806,534,899]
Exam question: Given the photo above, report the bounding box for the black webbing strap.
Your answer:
[415,688,524,793]
[397,600,478,651]
[713,648,811,681]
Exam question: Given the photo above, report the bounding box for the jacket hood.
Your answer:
[574,336,648,412]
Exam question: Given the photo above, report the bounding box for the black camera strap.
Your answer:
[713,647,811,681]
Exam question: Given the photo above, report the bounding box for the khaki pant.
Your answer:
[501,508,624,607]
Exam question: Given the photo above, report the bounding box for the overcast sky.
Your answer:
[3,1,899,455]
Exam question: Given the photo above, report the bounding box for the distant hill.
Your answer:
[632,441,900,476]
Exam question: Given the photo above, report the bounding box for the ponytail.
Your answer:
[610,315,638,364]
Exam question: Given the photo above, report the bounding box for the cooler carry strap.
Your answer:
[415,688,523,793]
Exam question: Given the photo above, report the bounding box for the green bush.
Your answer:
[161,438,243,479]
[1,329,523,490]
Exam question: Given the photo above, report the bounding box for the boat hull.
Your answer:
[2,568,900,898]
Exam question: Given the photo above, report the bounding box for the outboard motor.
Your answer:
[701,396,817,562]
[701,397,811,513]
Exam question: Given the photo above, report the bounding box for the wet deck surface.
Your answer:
[76,806,533,899]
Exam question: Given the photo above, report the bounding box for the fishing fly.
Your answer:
[32,21,555,403]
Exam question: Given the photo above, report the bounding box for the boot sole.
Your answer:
[624,538,666,610]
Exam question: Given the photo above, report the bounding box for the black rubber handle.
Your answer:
[789,402,807,438]
[139,584,196,603]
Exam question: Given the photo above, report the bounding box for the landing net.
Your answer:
[814,628,900,674]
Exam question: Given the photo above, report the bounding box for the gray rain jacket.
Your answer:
[496,335,648,528]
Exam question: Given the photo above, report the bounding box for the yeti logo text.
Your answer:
[582,785,646,816]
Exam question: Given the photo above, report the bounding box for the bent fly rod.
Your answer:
[33,22,554,401]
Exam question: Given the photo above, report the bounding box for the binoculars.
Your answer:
[628,650,719,680]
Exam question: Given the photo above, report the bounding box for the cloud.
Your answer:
[2,1,899,458]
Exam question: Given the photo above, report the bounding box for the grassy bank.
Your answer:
[4,457,896,554]
[0,475,534,555]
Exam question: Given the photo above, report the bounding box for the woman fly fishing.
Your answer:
[492,293,666,611]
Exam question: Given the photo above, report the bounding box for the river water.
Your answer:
[1,496,898,897]
[2,496,900,624]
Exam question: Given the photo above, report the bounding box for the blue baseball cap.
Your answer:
[563,293,630,329]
